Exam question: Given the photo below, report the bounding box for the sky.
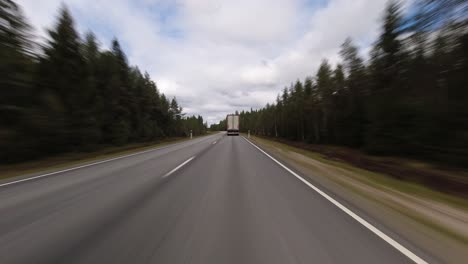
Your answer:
[19,0,398,124]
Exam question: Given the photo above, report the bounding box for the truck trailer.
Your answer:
[226,114,240,136]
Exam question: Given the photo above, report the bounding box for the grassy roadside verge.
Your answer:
[252,136,468,198]
[248,135,468,262]
[249,134,468,212]
[250,135,468,201]
[0,134,210,181]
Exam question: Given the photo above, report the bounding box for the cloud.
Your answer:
[178,0,301,45]
[19,0,400,124]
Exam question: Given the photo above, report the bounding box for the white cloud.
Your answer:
[18,0,402,124]
[240,61,278,86]
[179,0,301,45]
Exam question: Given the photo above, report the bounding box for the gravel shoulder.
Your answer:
[250,136,468,263]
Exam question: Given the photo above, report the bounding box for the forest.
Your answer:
[214,1,468,166]
[0,1,207,163]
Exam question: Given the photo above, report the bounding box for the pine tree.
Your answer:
[81,32,102,146]
[293,80,305,140]
[316,60,333,142]
[365,1,407,154]
[0,0,37,161]
[37,5,90,149]
[339,38,366,146]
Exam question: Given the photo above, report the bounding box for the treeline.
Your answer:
[0,1,206,163]
[235,1,468,166]
[209,119,227,131]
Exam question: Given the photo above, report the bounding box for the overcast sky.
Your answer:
[19,0,398,124]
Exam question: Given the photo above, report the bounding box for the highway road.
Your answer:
[0,133,431,264]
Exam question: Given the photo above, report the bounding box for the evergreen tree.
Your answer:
[0,1,207,163]
[2,0,467,168]
[316,60,333,142]
[365,1,407,154]
[339,38,366,146]
[0,0,36,161]
[37,5,90,149]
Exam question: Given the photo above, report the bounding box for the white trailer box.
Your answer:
[226,115,240,136]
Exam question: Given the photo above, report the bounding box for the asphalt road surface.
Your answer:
[0,133,431,264]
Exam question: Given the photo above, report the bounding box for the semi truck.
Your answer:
[226,114,240,136]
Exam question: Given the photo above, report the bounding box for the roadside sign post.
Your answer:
[248,130,250,138]
[190,130,193,139]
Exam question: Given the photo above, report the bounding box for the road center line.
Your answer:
[162,156,195,178]
[242,137,428,264]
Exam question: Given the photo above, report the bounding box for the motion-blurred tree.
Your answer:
[0,1,206,163]
[0,0,36,161]
[234,0,468,166]
[37,6,94,149]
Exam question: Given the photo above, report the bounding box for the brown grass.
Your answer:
[254,136,468,198]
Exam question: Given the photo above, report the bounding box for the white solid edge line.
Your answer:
[162,156,195,178]
[242,137,428,264]
[0,135,215,188]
